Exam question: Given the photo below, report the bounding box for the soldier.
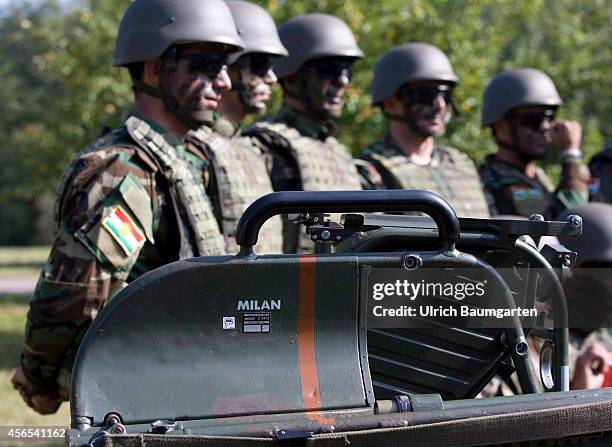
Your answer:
[588,142,612,203]
[185,0,287,254]
[244,13,364,253]
[479,68,590,219]
[214,0,288,137]
[357,43,490,218]
[10,0,243,413]
[557,203,612,388]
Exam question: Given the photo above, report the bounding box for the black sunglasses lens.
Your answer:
[312,62,353,81]
[512,110,556,129]
[182,54,227,78]
[404,86,452,105]
[248,56,274,77]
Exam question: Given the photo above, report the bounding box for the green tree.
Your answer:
[0,0,610,244]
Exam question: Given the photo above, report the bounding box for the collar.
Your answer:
[275,104,334,140]
[382,134,445,167]
[127,112,183,147]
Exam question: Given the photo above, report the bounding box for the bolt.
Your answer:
[562,255,572,267]
[336,236,342,240]
[403,254,423,270]
[515,341,529,356]
[568,214,582,228]
[529,214,545,222]
[321,230,331,240]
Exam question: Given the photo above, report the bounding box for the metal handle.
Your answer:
[235,190,460,251]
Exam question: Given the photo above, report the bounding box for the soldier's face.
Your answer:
[229,54,277,114]
[505,106,555,161]
[164,44,232,119]
[396,81,453,137]
[303,57,354,118]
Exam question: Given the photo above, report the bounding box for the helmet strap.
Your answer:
[284,74,337,131]
[233,68,265,115]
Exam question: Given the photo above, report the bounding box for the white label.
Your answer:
[222,316,235,330]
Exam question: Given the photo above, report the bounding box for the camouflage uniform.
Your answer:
[589,143,612,203]
[479,154,589,219]
[22,115,226,399]
[186,126,283,254]
[357,137,490,218]
[245,105,362,252]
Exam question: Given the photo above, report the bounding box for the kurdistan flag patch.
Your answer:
[102,205,146,256]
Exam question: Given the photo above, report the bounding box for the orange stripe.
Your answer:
[297,256,335,426]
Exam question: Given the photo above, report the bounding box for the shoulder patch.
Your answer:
[102,205,146,256]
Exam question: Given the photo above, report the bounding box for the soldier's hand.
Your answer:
[30,393,62,415]
[11,367,61,414]
[571,342,612,390]
[551,120,582,152]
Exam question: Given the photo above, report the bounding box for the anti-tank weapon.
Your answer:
[67,190,612,447]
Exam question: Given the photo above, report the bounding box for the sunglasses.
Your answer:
[234,54,275,78]
[176,52,228,80]
[399,85,453,107]
[306,59,354,82]
[508,109,556,130]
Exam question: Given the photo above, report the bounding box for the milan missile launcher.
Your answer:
[67,190,612,447]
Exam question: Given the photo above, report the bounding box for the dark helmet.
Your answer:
[113,0,243,66]
[481,68,562,126]
[558,203,612,266]
[273,13,364,79]
[371,43,458,106]
[225,0,288,64]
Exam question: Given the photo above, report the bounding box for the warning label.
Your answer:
[243,313,271,333]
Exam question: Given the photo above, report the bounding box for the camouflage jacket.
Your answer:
[244,105,362,253]
[588,143,612,203]
[356,137,490,218]
[21,115,225,399]
[479,154,589,219]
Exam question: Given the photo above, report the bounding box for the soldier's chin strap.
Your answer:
[132,50,214,130]
[232,74,265,115]
[283,75,338,137]
[492,122,533,165]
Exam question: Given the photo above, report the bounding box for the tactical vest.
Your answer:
[248,121,362,253]
[124,117,226,256]
[189,127,283,254]
[250,121,362,191]
[363,143,490,218]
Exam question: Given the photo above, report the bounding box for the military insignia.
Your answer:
[102,205,146,256]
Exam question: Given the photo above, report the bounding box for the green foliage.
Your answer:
[0,0,610,244]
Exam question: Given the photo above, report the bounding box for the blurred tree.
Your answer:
[0,0,610,244]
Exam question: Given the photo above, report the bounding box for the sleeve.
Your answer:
[553,157,590,211]
[20,149,156,398]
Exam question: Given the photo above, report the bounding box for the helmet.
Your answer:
[481,68,563,126]
[558,203,612,266]
[225,0,288,64]
[371,43,458,105]
[273,13,364,79]
[113,0,244,66]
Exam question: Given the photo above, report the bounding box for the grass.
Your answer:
[0,246,49,267]
[0,295,70,429]
[0,246,48,279]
